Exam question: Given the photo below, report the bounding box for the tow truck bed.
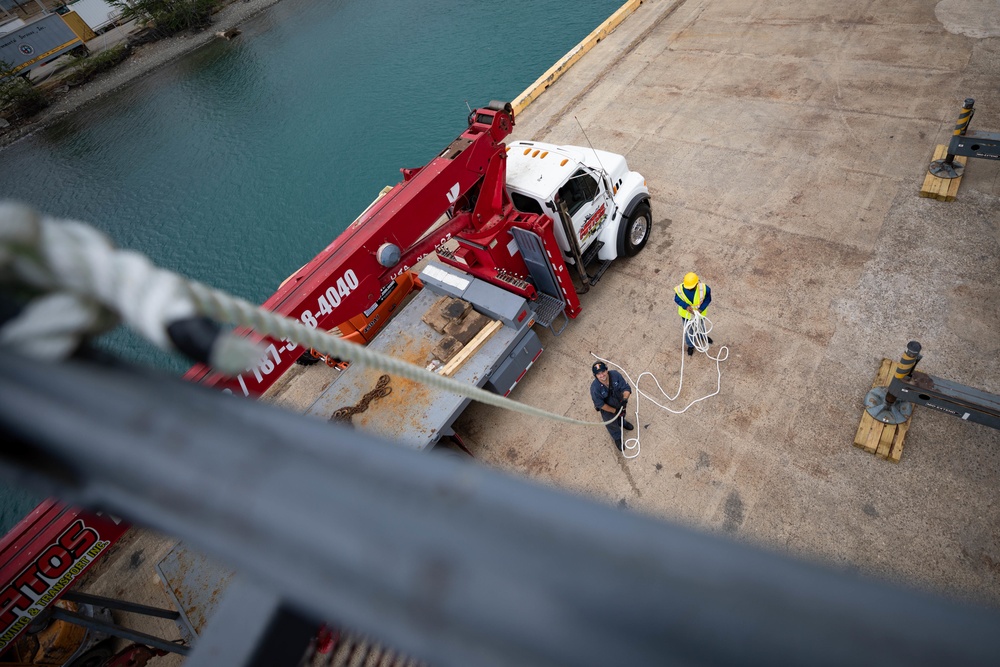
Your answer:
[304,263,542,451]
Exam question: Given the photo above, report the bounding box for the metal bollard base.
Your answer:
[928,158,965,179]
[864,387,914,424]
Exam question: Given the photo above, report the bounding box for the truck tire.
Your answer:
[618,200,651,257]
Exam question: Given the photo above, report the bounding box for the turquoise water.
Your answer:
[0,0,621,532]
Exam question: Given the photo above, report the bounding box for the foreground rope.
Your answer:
[0,203,619,429]
[183,275,618,427]
[0,202,261,373]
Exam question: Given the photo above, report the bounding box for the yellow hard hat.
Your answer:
[683,272,699,289]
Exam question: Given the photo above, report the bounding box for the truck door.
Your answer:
[556,168,609,252]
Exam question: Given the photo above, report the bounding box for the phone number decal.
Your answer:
[299,269,360,328]
[224,269,361,396]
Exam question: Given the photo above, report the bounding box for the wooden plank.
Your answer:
[431,335,463,363]
[876,422,895,458]
[918,175,937,199]
[929,145,948,200]
[943,163,965,202]
[945,151,968,201]
[888,419,910,463]
[444,309,491,345]
[863,418,885,454]
[854,412,875,448]
[438,320,502,377]
[919,145,947,198]
[422,296,471,334]
[920,175,943,200]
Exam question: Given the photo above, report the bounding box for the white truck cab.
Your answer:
[505,140,651,265]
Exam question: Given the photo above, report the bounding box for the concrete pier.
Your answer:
[462,0,1000,606]
[55,2,1000,663]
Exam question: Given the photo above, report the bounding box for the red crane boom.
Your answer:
[184,102,530,397]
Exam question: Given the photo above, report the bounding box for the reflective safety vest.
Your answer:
[675,283,707,319]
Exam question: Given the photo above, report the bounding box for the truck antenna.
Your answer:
[575,116,609,179]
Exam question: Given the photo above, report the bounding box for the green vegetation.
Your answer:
[110,0,223,38]
[0,62,49,121]
[65,44,131,86]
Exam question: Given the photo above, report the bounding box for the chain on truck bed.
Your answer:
[330,374,393,424]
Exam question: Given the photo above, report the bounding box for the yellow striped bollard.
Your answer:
[929,99,975,178]
[864,341,921,424]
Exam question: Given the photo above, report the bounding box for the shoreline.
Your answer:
[0,0,644,151]
[0,0,283,150]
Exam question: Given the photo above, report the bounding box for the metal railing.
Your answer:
[1,349,999,666]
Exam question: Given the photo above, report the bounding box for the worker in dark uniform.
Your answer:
[590,361,633,452]
[674,271,713,356]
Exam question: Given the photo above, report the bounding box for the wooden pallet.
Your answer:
[853,358,911,463]
[918,144,967,202]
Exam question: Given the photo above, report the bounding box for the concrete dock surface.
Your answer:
[457,0,1000,608]
[66,0,999,663]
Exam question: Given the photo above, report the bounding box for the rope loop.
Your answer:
[595,313,729,459]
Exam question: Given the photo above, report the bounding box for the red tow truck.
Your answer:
[184,101,652,401]
[1,101,652,661]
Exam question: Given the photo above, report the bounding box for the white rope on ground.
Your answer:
[594,313,729,459]
[0,202,620,429]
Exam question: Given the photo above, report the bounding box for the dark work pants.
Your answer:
[604,410,624,450]
[683,316,696,347]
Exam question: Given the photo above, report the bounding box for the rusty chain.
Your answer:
[330,374,392,425]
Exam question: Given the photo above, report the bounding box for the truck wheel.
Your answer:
[618,201,651,257]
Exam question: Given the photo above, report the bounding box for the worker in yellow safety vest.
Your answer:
[674,272,713,356]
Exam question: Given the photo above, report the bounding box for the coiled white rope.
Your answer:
[0,203,621,430]
[594,312,729,459]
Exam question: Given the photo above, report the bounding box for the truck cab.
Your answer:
[505,140,651,264]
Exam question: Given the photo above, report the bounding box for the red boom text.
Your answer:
[0,520,109,651]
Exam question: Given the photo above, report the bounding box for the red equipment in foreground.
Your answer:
[184,102,574,398]
[0,500,128,657]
